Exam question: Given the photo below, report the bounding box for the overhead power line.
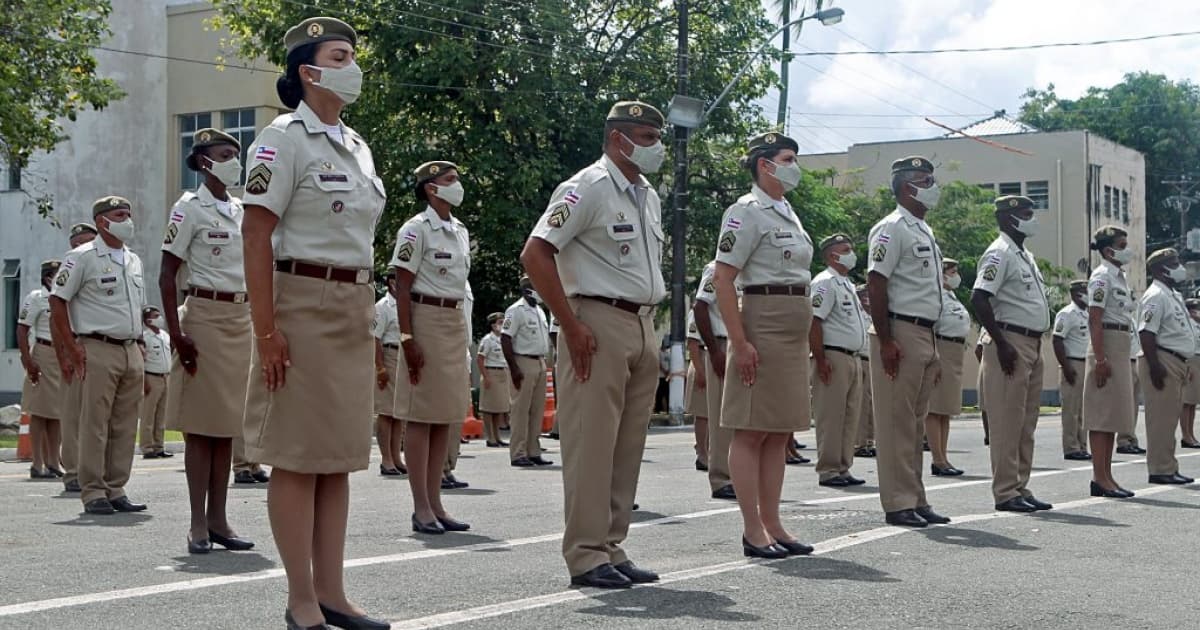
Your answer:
[716,30,1200,56]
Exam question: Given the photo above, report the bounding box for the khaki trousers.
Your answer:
[62,376,83,485]
[559,298,657,576]
[870,320,938,513]
[77,338,144,505]
[444,422,462,474]
[1139,353,1187,476]
[983,333,1044,503]
[705,338,734,492]
[1119,360,1141,447]
[1060,358,1086,454]
[856,357,874,447]
[232,436,260,473]
[139,373,168,453]
[509,355,547,460]
[812,350,861,480]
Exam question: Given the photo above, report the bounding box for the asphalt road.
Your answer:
[1,411,1197,630]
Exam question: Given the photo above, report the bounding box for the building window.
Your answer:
[179,112,212,190]
[998,182,1021,196]
[978,183,995,193]
[1025,180,1049,210]
[1121,190,1130,224]
[222,108,256,186]
[1103,186,1112,218]
[0,158,18,192]
[3,259,20,350]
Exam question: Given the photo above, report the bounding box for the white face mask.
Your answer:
[306,61,363,105]
[945,273,961,290]
[205,156,243,187]
[433,180,464,207]
[835,251,857,270]
[911,182,941,209]
[1168,265,1188,283]
[1109,247,1134,265]
[768,160,802,192]
[1013,214,1039,237]
[619,132,666,174]
[104,217,135,242]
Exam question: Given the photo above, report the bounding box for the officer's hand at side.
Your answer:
[511,366,524,391]
[733,340,759,386]
[997,340,1018,376]
[1062,364,1078,386]
[563,320,597,382]
[881,338,903,379]
[694,367,706,390]
[175,333,199,376]
[144,379,151,396]
[258,330,291,392]
[815,356,832,386]
[710,346,727,381]
[403,338,425,385]
[1094,359,1112,388]
[376,367,390,390]
[1149,361,1167,391]
[22,357,40,385]
[64,340,87,382]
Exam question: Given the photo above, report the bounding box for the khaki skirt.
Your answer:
[1185,359,1200,406]
[1083,328,1134,434]
[929,338,966,416]
[21,342,64,419]
[720,294,812,432]
[374,345,400,417]
[393,301,469,425]
[167,296,251,438]
[478,366,511,414]
[685,360,708,417]
[243,272,375,474]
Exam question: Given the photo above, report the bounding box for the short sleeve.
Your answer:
[811,277,836,321]
[17,291,37,327]
[51,252,84,301]
[695,265,717,305]
[1052,310,1069,338]
[1139,295,1163,334]
[530,180,595,251]
[1087,274,1108,309]
[162,199,198,259]
[713,206,759,270]
[501,303,520,337]
[242,126,296,216]
[973,249,1008,295]
[867,225,901,277]
[389,221,425,275]
[371,301,387,339]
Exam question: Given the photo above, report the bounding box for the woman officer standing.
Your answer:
[926,259,971,476]
[390,161,472,535]
[712,132,815,559]
[1083,225,1138,498]
[476,312,511,448]
[240,17,388,630]
[160,127,255,556]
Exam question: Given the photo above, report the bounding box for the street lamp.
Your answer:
[663,6,845,423]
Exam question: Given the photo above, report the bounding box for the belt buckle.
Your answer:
[454,300,463,310]
[637,304,654,316]
[234,293,246,304]
[356,269,370,285]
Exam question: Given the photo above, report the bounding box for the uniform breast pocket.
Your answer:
[607,223,640,268]
[201,229,236,264]
[427,250,458,280]
[95,275,124,301]
[768,231,801,267]
[310,171,357,225]
[129,274,145,305]
[912,243,934,276]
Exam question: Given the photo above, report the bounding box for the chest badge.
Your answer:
[332,200,345,214]
[617,212,626,221]
[620,244,631,256]
[321,161,334,171]
[211,247,222,256]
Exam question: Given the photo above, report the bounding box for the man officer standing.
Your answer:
[49,196,148,515]
[971,195,1054,513]
[865,156,951,528]
[521,101,667,589]
[139,306,173,459]
[693,260,736,500]
[1053,280,1092,461]
[502,275,553,467]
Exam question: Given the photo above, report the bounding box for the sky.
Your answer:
[753,0,1200,154]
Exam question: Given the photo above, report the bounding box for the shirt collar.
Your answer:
[296,101,359,147]
[1101,258,1124,278]
[197,184,238,218]
[600,154,648,193]
[896,204,925,227]
[1000,232,1024,252]
[423,206,457,232]
[93,237,127,264]
[751,184,792,216]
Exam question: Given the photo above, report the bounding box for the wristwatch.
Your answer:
[400,332,414,344]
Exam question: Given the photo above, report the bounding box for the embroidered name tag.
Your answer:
[318,174,349,183]
[433,252,452,260]
[613,224,635,234]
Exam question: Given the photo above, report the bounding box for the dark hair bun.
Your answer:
[276,75,303,109]
[185,153,201,172]
[1089,243,1100,251]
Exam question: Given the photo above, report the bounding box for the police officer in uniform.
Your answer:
[19,259,65,479]
[1083,226,1138,498]
[476,312,510,448]
[976,329,992,445]
[374,270,408,475]
[693,260,736,499]
[854,284,876,458]
[59,224,97,493]
[972,195,1053,512]
[241,17,389,629]
[809,233,868,487]
[685,309,708,470]
[865,156,952,528]
[1137,249,1196,484]
[1053,280,1092,460]
[502,275,552,467]
[50,196,148,515]
[139,306,173,459]
[1118,329,1148,455]
[927,259,971,477]
[1181,299,1200,449]
[522,101,666,589]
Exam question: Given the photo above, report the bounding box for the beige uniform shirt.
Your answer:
[1088,260,1135,327]
[973,233,1050,332]
[51,240,145,339]
[243,101,385,268]
[372,295,400,345]
[1053,302,1090,360]
[502,298,550,356]
[18,287,52,342]
[694,261,730,338]
[686,309,702,345]
[935,290,972,339]
[1139,279,1197,356]
[477,332,507,368]
[162,184,246,293]
[867,205,943,322]
[1191,318,1200,358]
[530,155,666,305]
[714,185,813,286]
[142,327,172,374]
[811,267,868,353]
[389,207,471,300]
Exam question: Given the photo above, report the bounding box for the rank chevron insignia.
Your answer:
[245,164,271,195]
[547,205,570,228]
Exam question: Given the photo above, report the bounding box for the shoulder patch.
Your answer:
[1054,319,1065,333]
[874,233,891,245]
[164,223,179,245]
[245,163,271,195]
[54,268,69,286]
[702,279,715,294]
[812,293,824,308]
[563,189,582,205]
[725,217,742,230]
[1144,309,1154,323]
[1093,288,1105,302]
[547,204,570,228]
[981,265,998,282]
[395,241,414,262]
[718,231,736,253]
[871,243,886,262]
[254,146,277,163]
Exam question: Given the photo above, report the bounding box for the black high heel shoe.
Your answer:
[318,603,390,630]
[1090,481,1130,498]
[436,515,471,532]
[284,609,330,630]
[209,530,255,551]
[742,536,788,559]
[187,535,211,555]
[412,514,445,535]
[773,538,814,556]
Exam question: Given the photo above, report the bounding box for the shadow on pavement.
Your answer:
[170,551,276,575]
[1029,511,1128,527]
[441,487,498,496]
[411,531,510,550]
[768,555,900,583]
[938,474,990,481]
[577,586,760,622]
[1125,497,1200,510]
[53,512,154,527]
[918,526,1038,551]
[631,510,672,524]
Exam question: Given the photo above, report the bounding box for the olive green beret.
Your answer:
[1069,279,1088,290]
[995,195,1033,211]
[40,260,61,275]
[141,305,161,316]
[606,101,664,128]
[69,223,97,238]
[818,233,852,251]
[891,156,934,175]
[1090,225,1127,250]
[487,312,505,324]
[192,128,240,152]
[942,258,959,268]
[414,161,458,184]
[747,131,799,154]
[1147,248,1179,269]
[284,17,357,55]
[92,195,131,218]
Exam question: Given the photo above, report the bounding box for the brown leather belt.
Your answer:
[743,284,809,296]
[145,371,168,377]
[1160,348,1189,362]
[822,345,857,356]
[516,353,543,359]
[578,295,656,316]
[81,333,137,346]
[936,334,966,344]
[998,323,1044,339]
[275,259,371,285]
[888,312,935,328]
[36,338,52,347]
[486,366,507,370]
[411,294,461,309]
[383,343,400,350]
[1102,323,1131,332]
[187,287,247,304]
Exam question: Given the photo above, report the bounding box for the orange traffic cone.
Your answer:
[461,402,483,440]
[541,367,557,433]
[16,412,33,462]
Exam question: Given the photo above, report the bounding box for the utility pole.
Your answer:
[667,0,689,424]
[1163,175,1198,248]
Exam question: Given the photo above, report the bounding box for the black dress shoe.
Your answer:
[785,455,811,465]
[486,441,500,448]
[613,560,660,583]
[1064,451,1092,461]
[1116,444,1146,455]
[209,530,255,550]
[318,604,390,630]
[1022,495,1053,511]
[29,466,52,480]
[695,459,708,471]
[63,479,81,493]
[411,514,445,535]
[234,471,257,484]
[46,466,64,478]
[84,498,115,515]
[794,441,807,449]
[1175,473,1196,484]
[1149,473,1189,484]
[159,450,175,458]
[547,432,559,440]
[436,515,471,532]
[111,496,147,512]
[142,452,160,460]
[931,464,964,476]
[570,563,632,589]
[530,456,554,466]
[774,538,814,556]
[915,506,951,524]
[379,465,404,476]
[1182,440,1200,449]
[394,463,407,475]
[711,485,737,500]
[742,536,789,559]
[884,509,927,528]
[843,475,866,486]
[922,440,931,452]
[442,475,468,489]
[995,496,1037,512]
[1090,481,1131,498]
[187,536,211,554]
[854,447,874,458]
[819,477,851,487]
[252,470,271,483]
[511,457,535,467]
[285,609,331,630]
[632,503,639,511]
